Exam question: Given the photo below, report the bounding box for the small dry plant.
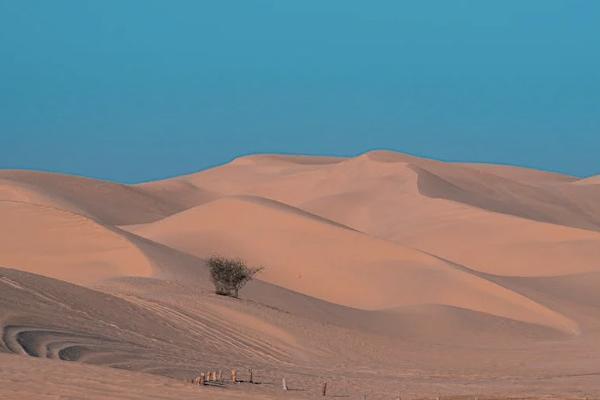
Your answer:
[207,256,263,298]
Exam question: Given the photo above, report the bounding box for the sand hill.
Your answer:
[2,151,600,399]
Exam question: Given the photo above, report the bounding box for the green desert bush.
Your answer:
[207,256,263,298]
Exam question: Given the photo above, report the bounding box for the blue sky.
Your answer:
[1,1,599,182]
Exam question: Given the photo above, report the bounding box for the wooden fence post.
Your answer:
[249,368,254,384]
[322,381,327,396]
[231,369,237,383]
[192,374,205,385]
[282,377,288,391]
[218,370,223,383]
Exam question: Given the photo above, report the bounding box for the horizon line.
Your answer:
[1,148,595,185]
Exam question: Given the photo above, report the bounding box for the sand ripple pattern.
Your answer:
[1,325,144,362]
[123,296,295,366]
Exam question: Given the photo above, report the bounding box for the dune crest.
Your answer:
[124,196,578,333]
[3,150,600,398]
[0,201,154,284]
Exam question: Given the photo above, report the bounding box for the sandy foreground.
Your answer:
[0,353,282,400]
[1,151,600,399]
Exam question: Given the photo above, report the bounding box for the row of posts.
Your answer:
[192,368,241,385]
[192,368,331,395]
[192,369,406,398]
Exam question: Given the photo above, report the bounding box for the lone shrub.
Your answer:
[207,256,262,298]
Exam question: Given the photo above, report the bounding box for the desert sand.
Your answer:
[1,151,600,399]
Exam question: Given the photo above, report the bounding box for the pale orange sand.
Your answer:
[1,151,600,399]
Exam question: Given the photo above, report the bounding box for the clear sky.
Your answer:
[1,1,599,182]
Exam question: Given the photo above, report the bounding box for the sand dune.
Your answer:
[0,201,154,284]
[124,196,577,333]
[170,151,600,232]
[3,266,598,399]
[575,175,600,185]
[304,190,600,276]
[0,267,306,371]
[143,152,600,277]
[0,267,318,399]
[0,170,201,225]
[3,150,600,398]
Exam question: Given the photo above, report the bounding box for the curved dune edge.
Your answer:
[165,150,600,233]
[0,267,592,398]
[123,196,579,334]
[574,175,600,185]
[0,266,304,374]
[271,161,600,277]
[1,151,597,337]
[0,200,155,285]
[0,170,199,225]
[3,151,600,399]
[231,154,347,166]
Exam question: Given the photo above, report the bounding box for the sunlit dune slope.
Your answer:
[146,151,600,276]
[0,170,209,225]
[124,196,577,333]
[0,201,154,284]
